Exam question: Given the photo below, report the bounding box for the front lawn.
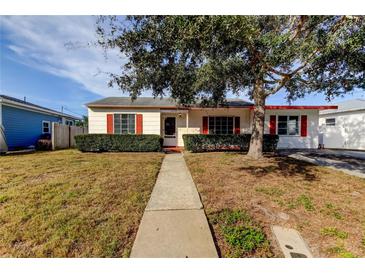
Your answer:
[0,150,164,257]
[185,152,365,258]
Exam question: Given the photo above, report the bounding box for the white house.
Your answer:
[319,98,365,150]
[87,97,337,149]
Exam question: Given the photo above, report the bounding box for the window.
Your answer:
[114,114,135,134]
[65,120,74,126]
[42,121,51,134]
[208,117,234,134]
[277,116,299,135]
[325,118,336,126]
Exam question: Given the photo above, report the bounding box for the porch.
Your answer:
[160,108,252,147]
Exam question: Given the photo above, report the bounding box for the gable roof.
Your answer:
[86,97,254,108]
[0,95,80,120]
[320,98,365,115]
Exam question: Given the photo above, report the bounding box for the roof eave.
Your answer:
[249,105,338,110]
[2,98,79,120]
[87,104,254,109]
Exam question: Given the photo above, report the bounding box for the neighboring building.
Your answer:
[319,98,365,150]
[87,97,336,149]
[0,95,79,151]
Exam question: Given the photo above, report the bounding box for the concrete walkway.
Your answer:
[284,150,365,179]
[130,153,218,258]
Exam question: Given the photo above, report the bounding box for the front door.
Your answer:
[163,117,177,146]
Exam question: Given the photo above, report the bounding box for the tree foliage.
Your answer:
[97,16,364,104]
[96,16,364,158]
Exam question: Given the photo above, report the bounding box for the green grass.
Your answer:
[297,194,315,211]
[327,245,357,258]
[0,150,164,257]
[209,209,272,257]
[321,203,343,220]
[255,186,284,197]
[320,227,348,239]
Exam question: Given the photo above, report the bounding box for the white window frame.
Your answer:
[113,113,136,135]
[325,118,336,126]
[65,120,74,126]
[208,116,235,135]
[42,120,51,134]
[276,115,300,136]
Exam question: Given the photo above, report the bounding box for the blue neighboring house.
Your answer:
[0,95,79,151]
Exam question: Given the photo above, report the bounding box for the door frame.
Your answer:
[162,116,177,147]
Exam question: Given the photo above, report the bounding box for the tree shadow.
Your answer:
[237,155,318,182]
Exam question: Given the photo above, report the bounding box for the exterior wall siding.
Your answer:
[264,109,319,149]
[88,107,161,135]
[319,110,365,150]
[87,106,320,149]
[2,105,62,150]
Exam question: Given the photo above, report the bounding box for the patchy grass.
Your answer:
[209,209,272,257]
[327,244,357,258]
[0,150,164,257]
[185,152,365,258]
[320,227,348,239]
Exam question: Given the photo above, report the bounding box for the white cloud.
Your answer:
[1,16,125,97]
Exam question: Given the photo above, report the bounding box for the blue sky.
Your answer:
[0,16,364,117]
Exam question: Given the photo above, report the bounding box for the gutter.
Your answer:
[1,98,79,120]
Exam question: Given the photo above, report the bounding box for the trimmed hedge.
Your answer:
[75,134,163,152]
[182,134,279,153]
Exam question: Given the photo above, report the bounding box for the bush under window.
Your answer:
[75,134,163,152]
[182,134,279,153]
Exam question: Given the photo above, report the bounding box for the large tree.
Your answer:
[97,16,364,159]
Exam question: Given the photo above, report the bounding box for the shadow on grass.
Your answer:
[237,156,318,182]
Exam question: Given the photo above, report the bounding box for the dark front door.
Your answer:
[164,117,176,136]
[163,117,177,146]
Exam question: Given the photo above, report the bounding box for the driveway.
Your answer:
[279,149,365,179]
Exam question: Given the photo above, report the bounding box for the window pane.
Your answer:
[208,117,215,134]
[278,116,287,122]
[288,116,299,135]
[114,114,120,134]
[277,116,287,135]
[326,118,336,126]
[227,117,233,134]
[278,128,287,135]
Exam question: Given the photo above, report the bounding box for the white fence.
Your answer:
[52,123,87,150]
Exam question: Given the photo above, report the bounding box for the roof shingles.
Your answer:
[86,97,254,108]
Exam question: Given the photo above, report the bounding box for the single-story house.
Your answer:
[86,97,337,149]
[319,98,365,150]
[0,94,79,151]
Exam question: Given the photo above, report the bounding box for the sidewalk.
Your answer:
[130,153,218,258]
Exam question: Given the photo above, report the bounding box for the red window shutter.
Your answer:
[202,116,208,134]
[301,115,308,137]
[234,117,240,134]
[107,114,114,134]
[269,115,276,135]
[136,114,143,134]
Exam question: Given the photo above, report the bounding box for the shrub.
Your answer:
[75,134,163,152]
[182,134,279,153]
[36,139,52,151]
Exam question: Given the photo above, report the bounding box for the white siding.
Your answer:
[88,107,161,134]
[319,110,365,150]
[264,109,319,149]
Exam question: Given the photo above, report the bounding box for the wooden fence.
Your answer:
[52,123,87,150]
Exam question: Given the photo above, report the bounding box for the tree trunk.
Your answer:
[247,83,266,160]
